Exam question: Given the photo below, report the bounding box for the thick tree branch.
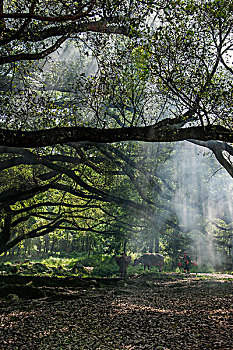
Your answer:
[0,153,82,171]
[0,19,130,47]
[12,201,100,215]
[0,183,53,209]
[0,35,68,64]
[0,0,96,22]
[0,217,66,254]
[188,140,233,178]
[95,144,155,205]
[0,124,232,148]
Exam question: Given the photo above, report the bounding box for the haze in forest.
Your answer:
[39,41,233,267]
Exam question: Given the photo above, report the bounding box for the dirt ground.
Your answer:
[0,273,232,350]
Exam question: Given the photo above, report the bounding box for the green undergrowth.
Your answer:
[0,255,232,279]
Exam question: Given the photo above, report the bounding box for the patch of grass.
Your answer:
[31,254,118,277]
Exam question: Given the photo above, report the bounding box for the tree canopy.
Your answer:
[0,0,233,260]
[0,1,233,171]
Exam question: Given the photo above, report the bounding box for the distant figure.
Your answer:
[114,253,131,279]
[9,265,18,274]
[180,251,192,273]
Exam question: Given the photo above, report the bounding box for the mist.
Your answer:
[163,141,233,268]
[28,38,233,270]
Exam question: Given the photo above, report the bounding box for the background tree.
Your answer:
[0,0,232,269]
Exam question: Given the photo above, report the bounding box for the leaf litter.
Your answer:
[0,273,232,349]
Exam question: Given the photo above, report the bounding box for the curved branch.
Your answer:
[0,217,66,254]
[0,153,82,171]
[0,183,53,209]
[188,140,233,177]
[0,0,96,22]
[0,18,129,46]
[0,35,68,64]
[12,201,100,215]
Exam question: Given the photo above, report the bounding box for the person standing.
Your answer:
[114,253,131,278]
[180,251,192,273]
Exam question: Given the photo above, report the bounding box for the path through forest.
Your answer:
[0,273,232,349]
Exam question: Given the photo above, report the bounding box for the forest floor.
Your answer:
[0,272,232,350]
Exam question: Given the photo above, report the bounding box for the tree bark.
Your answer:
[0,124,232,148]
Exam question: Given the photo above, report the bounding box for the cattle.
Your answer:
[133,253,164,272]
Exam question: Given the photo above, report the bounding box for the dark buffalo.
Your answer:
[133,253,164,272]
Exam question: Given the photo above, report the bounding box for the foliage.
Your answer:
[0,0,232,266]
